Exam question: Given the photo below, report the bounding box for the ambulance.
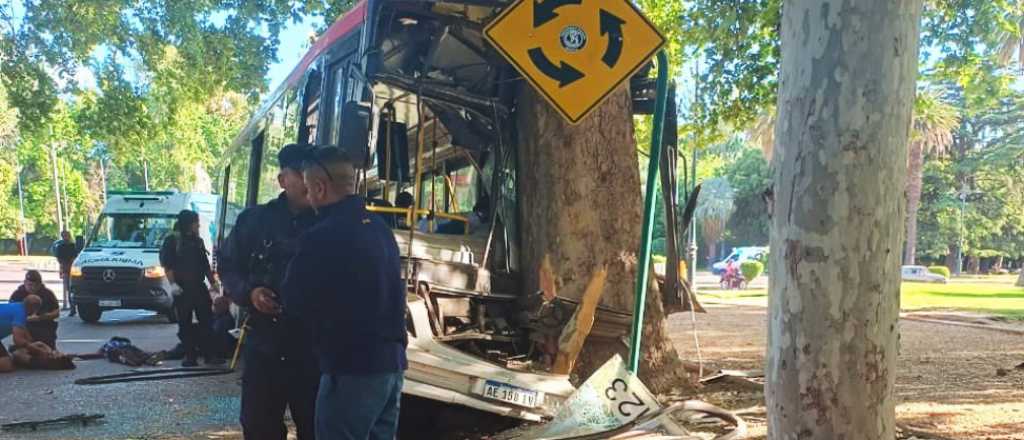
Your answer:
[69,191,235,323]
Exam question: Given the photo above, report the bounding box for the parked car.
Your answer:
[711,246,768,275]
[901,265,948,284]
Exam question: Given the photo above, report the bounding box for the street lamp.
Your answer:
[955,185,981,276]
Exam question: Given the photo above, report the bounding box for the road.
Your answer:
[1,310,242,440]
[1,259,242,440]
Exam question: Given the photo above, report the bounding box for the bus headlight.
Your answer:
[70,266,83,277]
[144,266,166,279]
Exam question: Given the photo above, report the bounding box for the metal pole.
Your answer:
[50,141,65,234]
[957,188,966,276]
[17,164,27,256]
[629,50,669,374]
[60,154,70,232]
[100,159,108,204]
[687,148,697,286]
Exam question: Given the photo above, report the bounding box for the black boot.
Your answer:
[182,353,198,367]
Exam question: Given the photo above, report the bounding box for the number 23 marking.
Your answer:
[604,379,651,418]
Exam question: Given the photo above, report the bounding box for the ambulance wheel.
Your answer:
[163,307,178,324]
[79,305,102,323]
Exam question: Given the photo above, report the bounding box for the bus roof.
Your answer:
[228,0,368,154]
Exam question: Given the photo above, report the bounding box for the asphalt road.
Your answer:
[1,309,242,440]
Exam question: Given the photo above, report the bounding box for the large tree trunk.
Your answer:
[904,140,924,265]
[1017,269,1024,287]
[766,0,922,438]
[945,244,958,274]
[967,255,980,274]
[517,84,691,394]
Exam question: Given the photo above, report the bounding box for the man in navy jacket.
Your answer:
[218,144,320,440]
[282,146,407,440]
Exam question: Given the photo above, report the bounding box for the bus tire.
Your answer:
[79,305,102,324]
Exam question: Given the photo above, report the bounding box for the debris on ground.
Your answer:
[495,355,746,440]
[1,414,105,432]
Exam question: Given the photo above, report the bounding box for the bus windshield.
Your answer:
[88,214,176,249]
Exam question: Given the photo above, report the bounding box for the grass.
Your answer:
[700,276,1024,320]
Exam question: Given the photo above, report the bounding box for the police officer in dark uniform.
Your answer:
[217,144,319,440]
[160,209,222,367]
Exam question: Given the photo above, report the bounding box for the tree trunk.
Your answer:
[967,255,980,274]
[904,140,924,265]
[1017,269,1024,287]
[766,0,922,438]
[945,244,958,273]
[517,84,691,394]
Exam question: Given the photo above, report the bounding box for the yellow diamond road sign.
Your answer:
[485,0,666,124]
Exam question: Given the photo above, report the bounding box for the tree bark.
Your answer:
[904,140,924,265]
[517,84,691,394]
[967,255,980,274]
[1017,269,1024,287]
[766,0,922,439]
[945,244,958,273]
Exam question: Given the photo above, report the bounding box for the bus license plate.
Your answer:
[478,380,542,408]
[99,300,121,307]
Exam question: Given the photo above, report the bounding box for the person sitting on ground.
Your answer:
[0,295,40,373]
[10,270,61,349]
[210,295,236,360]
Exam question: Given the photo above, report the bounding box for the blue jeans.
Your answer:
[316,372,404,440]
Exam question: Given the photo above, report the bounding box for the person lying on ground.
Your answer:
[11,340,75,370]
[10,270,61,349]
[0,295,40,373]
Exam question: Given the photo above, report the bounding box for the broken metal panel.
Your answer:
[406,298,576,421]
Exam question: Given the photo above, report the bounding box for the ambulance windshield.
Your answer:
[88,214,177,249]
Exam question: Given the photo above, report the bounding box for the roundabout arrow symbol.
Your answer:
[533,0,583,27]
[528,47,585,87]
[600,9,625,68]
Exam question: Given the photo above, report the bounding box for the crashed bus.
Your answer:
[215,0,678,424]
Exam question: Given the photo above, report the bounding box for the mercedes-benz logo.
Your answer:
[102,269,117,283]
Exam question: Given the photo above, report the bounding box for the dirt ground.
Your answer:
[668,300,1024,439]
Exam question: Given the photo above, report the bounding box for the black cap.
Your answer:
[278,144,314,171]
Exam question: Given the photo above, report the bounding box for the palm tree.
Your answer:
[904,90,959,265]
[696,177,735,264]
[995,17,1023,73]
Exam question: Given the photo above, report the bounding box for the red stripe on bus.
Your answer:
[284,0,368,87]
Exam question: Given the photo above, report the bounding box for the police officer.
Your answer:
[282,146,407,440]
[218,144,319,440]
[160,209,221,367]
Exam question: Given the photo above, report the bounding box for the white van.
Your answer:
[70,191,236,323]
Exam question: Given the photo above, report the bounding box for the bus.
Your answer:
[214,0,661,423]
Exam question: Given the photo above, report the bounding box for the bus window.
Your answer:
[300,68,322,144]
[258,91,301,203]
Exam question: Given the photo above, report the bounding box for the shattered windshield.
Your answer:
[89,214,176,249]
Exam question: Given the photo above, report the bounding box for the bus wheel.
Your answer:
[79,305,102,324]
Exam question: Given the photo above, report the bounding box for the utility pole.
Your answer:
[16,163,27,256]
[956,184,969,276]
[50,140,65,235]
[688,147,697,284]
[60,152,70,232]
[142,155,150,191]
[99,158,108,204]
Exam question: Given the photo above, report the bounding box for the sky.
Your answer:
[266,17,322,93]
